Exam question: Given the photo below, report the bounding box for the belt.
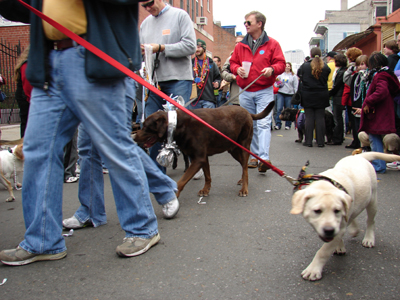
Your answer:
[49,34,87,51]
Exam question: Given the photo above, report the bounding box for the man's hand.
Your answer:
[212,81,219,89]
[140,44,164,55]
[363,105,370,114]
[237,67,246,78]
[261,67,274,78]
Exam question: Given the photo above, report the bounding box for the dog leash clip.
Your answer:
[282,173,298,186]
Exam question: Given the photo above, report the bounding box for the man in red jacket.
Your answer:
[230,11,285,173]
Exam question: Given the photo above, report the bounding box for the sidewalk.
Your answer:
[0,123,21,140]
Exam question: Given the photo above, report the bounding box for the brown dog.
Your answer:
[135,102,275,198]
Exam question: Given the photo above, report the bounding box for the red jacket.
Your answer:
[230,33,285,92]
[359,71,400,135]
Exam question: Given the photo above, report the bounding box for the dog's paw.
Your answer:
[238,189,248,197]
[334,247,346,255]
[198,189,210,197]
[6,196,15,202]
[301,266,322,281]
[362,237,375,248]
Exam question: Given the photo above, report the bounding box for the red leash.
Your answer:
[18,0,293,180]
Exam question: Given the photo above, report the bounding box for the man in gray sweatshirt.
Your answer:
[140,0,196,173]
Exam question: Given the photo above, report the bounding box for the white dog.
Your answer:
[0,144,24,202]
[291,152,400,281]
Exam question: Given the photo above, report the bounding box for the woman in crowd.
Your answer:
[274,62,298,130]
[383,39,400,71]
[359,52,400,173]
[297,47,331,147]
[328,53,348,145]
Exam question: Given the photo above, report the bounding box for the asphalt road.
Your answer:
[0,125,399,299]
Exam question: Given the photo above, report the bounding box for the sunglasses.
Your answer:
[244,21,252,26]
[141,0,155,8]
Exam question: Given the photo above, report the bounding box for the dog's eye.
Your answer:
[334,209,341,214]
[313,209,322,214]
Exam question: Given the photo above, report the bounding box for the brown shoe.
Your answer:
[258,160,271,173]
[248,158,258,168]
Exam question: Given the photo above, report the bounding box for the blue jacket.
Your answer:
[0,0,143,89]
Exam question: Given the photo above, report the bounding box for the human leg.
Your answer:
[315,108,326,146]
[368,134,386,173]
[239,90,258,157]
[304,108,316,146]
[274,93,284,129]
[330,104,343,144]
[63,129,79,182]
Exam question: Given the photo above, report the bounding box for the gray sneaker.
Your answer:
[162,198,179,219]
[0,246,67,266]
[116,233,160,257]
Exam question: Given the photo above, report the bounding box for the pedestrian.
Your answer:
[327,53,348,145]
[213,55,227,106]
[273,62,298,130]
[140,0,196,173]
[359,52,400,173]
[326,51,337,92]
[63,78,180,231]
[0,0,161,265]
[13,46,31,138]
[348,54,369,149]
[230,11,285,172]
[220,35,244,106]
[297,47,331,147]
[383,40,400,72]
[191,39,221,109]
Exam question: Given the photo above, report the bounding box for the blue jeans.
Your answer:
[145,80,192,173]
[369,134,386,173]
[75,78,178,227]
[239,86,274,160]
[189,99,216,109]
[20,46,158,255]
[274,93,292,128]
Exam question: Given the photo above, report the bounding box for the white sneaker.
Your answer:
[386,161,400,170]
[75,165,80,174]
[102,168,109,174]
[62,215,92,229]
[162,198,179,219]
[193,169,204,180]
[285,126,290,130]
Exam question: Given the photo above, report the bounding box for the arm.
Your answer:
[329,69,344,97]
[363,77,390,112]
[221,57,236,82]
[293,74,299,92]
[212,62,221,89]
[20,62,32,101]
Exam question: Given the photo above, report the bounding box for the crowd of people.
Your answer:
[0,0,399,268]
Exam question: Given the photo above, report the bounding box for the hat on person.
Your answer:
[197,39,206,50]
[327,51,337,58]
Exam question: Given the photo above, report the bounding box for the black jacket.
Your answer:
[329,66,346,106]
[297,60,331,109]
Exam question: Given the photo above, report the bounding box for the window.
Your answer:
[207,0,210,12]
[187,0,190,15]
[192,0,195,21]
[201,0,203,16]
[196,0,199,17]
[180,0,184,9]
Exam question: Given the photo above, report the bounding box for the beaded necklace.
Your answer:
[194,53,209,90]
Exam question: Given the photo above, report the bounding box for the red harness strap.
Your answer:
[17,0,286,177]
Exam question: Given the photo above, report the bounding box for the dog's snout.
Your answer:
[323,227,335,237]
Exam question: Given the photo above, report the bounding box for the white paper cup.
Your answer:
[242,61,252,77]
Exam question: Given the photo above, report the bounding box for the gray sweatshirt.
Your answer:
[140,6,196,82]
[277,72,298,95]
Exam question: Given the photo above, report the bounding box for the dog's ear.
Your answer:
[13,144,24,160]
[155,114,168,138]
[340,192,353,222]
[290,190,312,215]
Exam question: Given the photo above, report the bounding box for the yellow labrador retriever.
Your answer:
[291,152,400,281]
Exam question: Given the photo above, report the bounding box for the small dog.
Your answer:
[135,102,275,198]
[290,152,400,281]
[0,144,24,202]
[279,108,334,143]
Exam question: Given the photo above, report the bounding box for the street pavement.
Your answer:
[0,123,399,299]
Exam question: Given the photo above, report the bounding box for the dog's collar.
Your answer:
[293,161,348,194]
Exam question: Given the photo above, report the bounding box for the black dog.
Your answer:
[279,108,334,143]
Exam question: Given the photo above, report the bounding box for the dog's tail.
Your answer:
[251,101,275,121]
[357,152,400,162]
